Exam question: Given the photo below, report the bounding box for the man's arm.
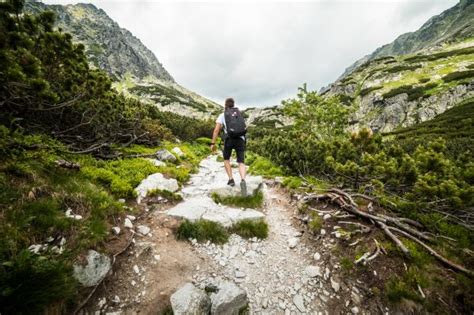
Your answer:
[210,123,222,152]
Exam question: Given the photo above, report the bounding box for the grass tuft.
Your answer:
[176,220,229,244]
[230,219,269,239]
[211,191,264,209]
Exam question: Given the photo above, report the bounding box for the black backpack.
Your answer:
[224,107,247,138]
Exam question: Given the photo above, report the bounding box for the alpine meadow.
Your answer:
[0,0,473,314]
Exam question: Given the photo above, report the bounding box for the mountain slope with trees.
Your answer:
[25,1,223,120]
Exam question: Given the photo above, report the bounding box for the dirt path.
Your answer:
[86,156,369,314]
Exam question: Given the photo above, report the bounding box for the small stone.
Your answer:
[305,266,321,278]
[330,277,340,292]
[154,255,161,261]
[293,294,306,312]
[111,227,121,235]
[313,252,321,261]
[98,297,106,308]
[124,218,133,229]
[288,237,299,249]
[351,306,360,314]
[118,198,126,203]
[133,265,140,274]
[323,214,331,220]
[320,229,326,235]
[126,215,136,221]
[137,225,151,236]
[112,295,120,303]
[235,270,246,278]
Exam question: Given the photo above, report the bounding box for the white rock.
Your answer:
[323,214,331,220]
[313,252,321,261]
[118,198,126,203]
[320,228,326,235]
[210,176,263,198]
[330,277,340,292]
[305,266,321,278]
[73,250,111,287]
[133,265,140,274]
[124,218,133,229]
[28,244,45,254]
[137,225,151,236]
[156,149,177,162]
[172,147,185,157]
[111,227,121,235]
[135,173,179,203]
[65,208,83,220]
[126,215,136,221]
[288,237,299,249]
[351,306,360,314]
[154,255,161,261]
[235,270,246,278]
[293,294,306,312]
[211,281,248,315]
[170,283,211,315]
[147,158,166,167]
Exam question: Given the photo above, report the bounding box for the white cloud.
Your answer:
[43,0,457,107]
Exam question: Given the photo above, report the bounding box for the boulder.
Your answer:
[135,173,179,203]
[211,281,248,315]
[156,149,177,162]
[167,196,215,222]
[171,147,185,157]
[236,209,265,222]
[170,283,211,315]
[210,176,263,199]
[73,250,111,287]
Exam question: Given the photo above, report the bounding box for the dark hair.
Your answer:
[225,98,235,109]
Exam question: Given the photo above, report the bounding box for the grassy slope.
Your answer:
[0,126,209,313]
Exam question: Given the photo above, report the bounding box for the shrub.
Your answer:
[308,213,323,233]
[148,189,183,202]
[248,155,284,178]
[442,70,474,83]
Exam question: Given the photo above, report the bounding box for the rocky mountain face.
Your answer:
[26,2,173,81]
[320,0,474,133]
[340,0,474,79]
[243,106,293,128]
[26,1,223,119]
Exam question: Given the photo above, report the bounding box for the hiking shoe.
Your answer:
[227,178,235,187]
[240,180,247,197]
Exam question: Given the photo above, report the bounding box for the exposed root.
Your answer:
[301,188,474,277]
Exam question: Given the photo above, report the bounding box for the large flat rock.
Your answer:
[135,173,179,203]
[167,196,265,227]
[210,176,263,198]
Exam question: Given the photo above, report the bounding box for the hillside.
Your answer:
[25,1,223,119]
[340,0,474,78]
[323,38,474,132]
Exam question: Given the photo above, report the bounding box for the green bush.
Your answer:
[442,70,474,83]
[248,154,284,178]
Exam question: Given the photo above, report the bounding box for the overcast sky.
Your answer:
[43,0,457,107]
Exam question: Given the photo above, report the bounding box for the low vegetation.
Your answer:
[211,191,264,209]
[176,219,269,244]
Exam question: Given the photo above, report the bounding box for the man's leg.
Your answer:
[224,159,233,179]
[238,162,246,180]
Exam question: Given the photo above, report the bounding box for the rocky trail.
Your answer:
[85,155,372,314]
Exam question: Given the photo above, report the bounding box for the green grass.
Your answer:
[211,191,264,209]
[176,219,269,244]
[230,219,269,239]
[282,176,303,189]
[308,213,323,233]
[247,154,284,178]
[176,220,229,244]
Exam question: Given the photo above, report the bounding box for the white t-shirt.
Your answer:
[216,113,245,140]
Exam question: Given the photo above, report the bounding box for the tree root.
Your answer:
[301,188,474,277]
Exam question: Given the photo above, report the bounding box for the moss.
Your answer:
[230,219,269,239]
[359,85,383,97]
[212,191,264,209]
[386,277,423,303]
[176,220,229,244]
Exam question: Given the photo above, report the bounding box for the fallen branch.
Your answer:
[389,227,474,277]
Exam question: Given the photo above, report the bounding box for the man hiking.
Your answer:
[210,98,248,196]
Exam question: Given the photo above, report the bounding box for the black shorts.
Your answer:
[223,137,246,163]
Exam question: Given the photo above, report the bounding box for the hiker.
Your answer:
[210,97,248,195]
